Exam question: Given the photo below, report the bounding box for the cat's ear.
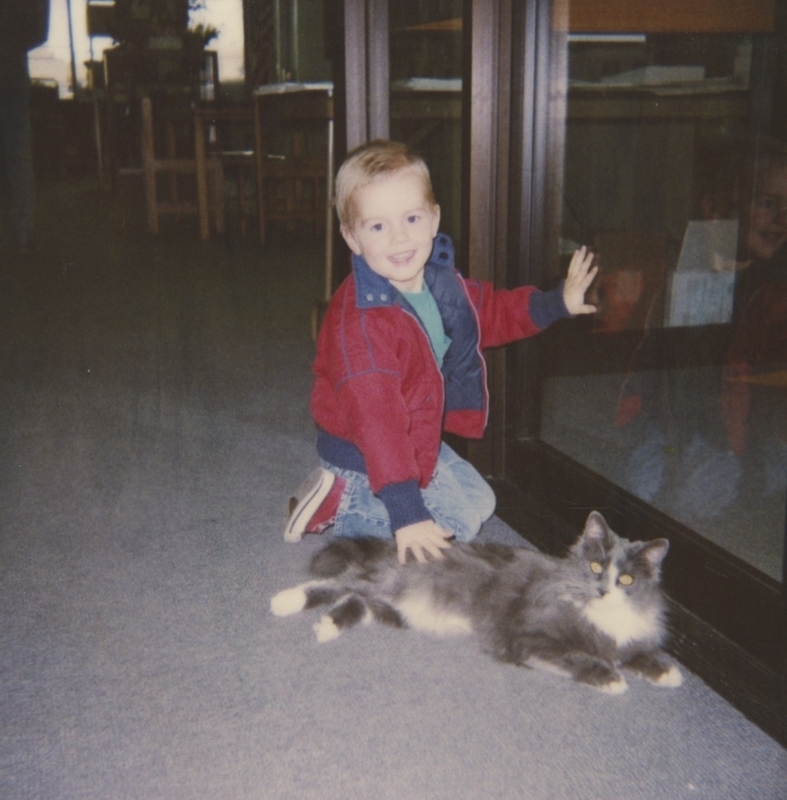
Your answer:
[583,511,610,544]
[576,511,612,557]
[640,539,670,572]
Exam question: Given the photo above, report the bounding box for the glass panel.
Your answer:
[389,2,464,251]
[538,10,785,581]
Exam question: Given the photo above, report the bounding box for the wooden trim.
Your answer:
[400,18,462,33]
[342,0,388,147]
[344,0,367,149]
[504,0,558,446]
[466,1,502,285]
[667,599,787,747]
[367,0,389,140]
[464,0,514,478]
[562,0,776,34]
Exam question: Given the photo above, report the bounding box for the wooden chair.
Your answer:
[254,129,328,245]
[141,96,221,236]
[194,104,258,239]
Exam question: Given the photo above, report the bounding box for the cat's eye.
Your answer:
[619,574,634,586]
[590,561,603,574]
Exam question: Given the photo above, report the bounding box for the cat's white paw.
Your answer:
[599,675,629,695]
[652,664,683,688]
[313,615,340,643]
[271,587,307,617]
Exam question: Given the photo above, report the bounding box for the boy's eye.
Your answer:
[755,195,787,216]
[407,214,420,224]
[590,561,603,575]
[370,223,383,232]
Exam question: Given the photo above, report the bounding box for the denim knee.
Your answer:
[423,448,497,542]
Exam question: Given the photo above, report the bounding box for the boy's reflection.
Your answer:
[722,150,787,497]
[617,144,787,519]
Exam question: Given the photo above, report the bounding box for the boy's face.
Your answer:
[747,164,787,261]
[341,167,440,294]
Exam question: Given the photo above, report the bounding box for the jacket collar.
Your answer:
[353,234,456,309]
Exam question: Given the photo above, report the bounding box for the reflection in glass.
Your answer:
[389,2,463,247]
[538,21,785,580]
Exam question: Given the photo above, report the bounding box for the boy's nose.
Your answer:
[390,223,409,243]
[758,195,787,221]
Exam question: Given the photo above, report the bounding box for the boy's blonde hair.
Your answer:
[334,139,436,229]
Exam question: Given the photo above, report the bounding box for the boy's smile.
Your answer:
[341,168,440,294]
[748,166,787,261]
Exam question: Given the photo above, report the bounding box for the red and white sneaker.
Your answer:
[284,468,341,542]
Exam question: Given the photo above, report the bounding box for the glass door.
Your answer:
[342,1,465,244]
[338,0,467,286]
[389,3,464,248]
[543,10,785,583]
[500,0,786,743]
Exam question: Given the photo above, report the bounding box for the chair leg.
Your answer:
[141,97,159,234]
[312,177,320,235]
[253,98,267,245]
[238,169,248,238]
[210,157,226,234]
[285,178,296,231]
[257,173,267,245]
[166,122,179,207]
[194,115,211,240]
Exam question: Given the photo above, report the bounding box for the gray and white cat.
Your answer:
[271,510,682,694]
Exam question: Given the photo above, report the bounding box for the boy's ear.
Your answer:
[431,204,441,237]
[341,224,363,256]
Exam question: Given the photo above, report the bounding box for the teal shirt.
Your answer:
[401,285,452,367]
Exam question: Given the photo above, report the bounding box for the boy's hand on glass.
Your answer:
[395,520,453,565]
[563,245,598,316]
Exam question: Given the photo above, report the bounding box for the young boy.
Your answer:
[285,139,597,564]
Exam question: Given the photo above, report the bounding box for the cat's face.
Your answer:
[571,512,669,646]
[573,512,669,604]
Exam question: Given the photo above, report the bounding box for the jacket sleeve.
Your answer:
[463,279,571,349]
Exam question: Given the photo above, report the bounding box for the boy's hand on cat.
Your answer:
[563,246,598,316]
[395,520,453,565]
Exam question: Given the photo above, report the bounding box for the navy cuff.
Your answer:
[316,429,367,473]
[528,283,572,329]
[377,479,433,533]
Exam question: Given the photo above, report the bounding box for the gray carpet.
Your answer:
[1,180,785,799]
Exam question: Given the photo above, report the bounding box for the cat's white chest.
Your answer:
[582,588,658,647]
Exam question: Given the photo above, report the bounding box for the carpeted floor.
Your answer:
[1,180,785,799]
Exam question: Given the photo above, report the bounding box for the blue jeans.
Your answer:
[324,443,496,542]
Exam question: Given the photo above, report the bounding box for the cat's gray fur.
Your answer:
[271,511,682,693]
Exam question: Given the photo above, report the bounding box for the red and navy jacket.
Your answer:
[310,233,570,532]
